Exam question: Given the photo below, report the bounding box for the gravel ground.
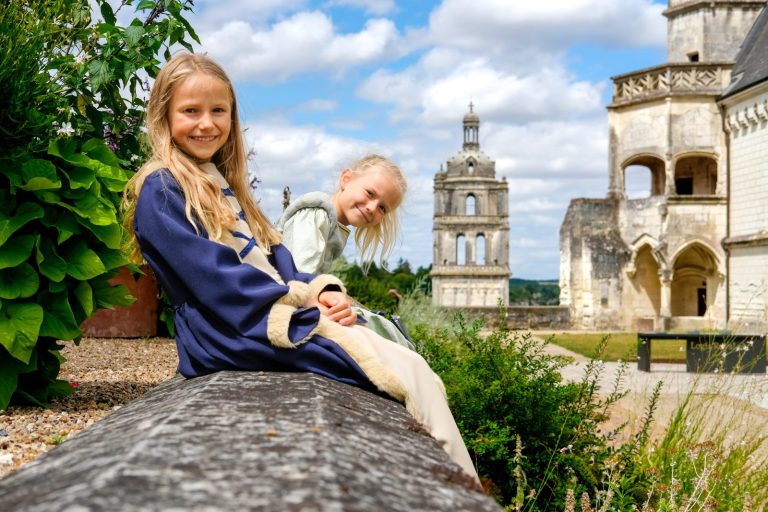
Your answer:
[0,337,178,479]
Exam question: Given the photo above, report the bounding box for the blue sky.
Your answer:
[173,0,670,278]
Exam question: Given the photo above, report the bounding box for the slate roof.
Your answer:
[722,4,768,98]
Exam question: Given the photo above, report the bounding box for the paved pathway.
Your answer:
[533,333,768,411]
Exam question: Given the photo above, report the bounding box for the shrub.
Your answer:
[412,311,630,510]
[0,0,198,409]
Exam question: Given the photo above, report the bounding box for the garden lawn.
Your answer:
[543,331,687,363]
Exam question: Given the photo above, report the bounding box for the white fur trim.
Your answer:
[308,274,346,299]
[266,304,298,348]
[277,280,311,307]
[266,303,321,348]
[316,318,409,406]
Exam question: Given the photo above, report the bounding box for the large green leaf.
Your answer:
[88,59,112,91]
[35,237,67,282]
[47,138,77,160]
[0,235,35,269]
[82,138,121,168]
[98,248,130,271]
[73,190,117,226]
[53,212,81,244]
[0,356,21,410]
[91,278,135,308]
[39,291,81,340]
[72,281,93,318]
[78,217,122,249]
[59,164,95,190]
[123,24,145,47]
[20,158,61,191]
[0,263,39,299]
[0,347,36,410]
[0,302,43,363]
[61,239,106,280]
[0,203,44,246]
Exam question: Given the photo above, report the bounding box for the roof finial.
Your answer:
[468,101,474,113]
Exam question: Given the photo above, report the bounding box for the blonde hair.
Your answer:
[340,154,407,271]
[123,52,280,263]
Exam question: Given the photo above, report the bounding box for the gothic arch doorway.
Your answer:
[671,243,718,317]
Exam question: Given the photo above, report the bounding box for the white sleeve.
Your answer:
[281,208,332,274]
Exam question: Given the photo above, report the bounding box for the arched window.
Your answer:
[674,155,717,195]
[456,235,466,265]
[468,160,475,174]
[623,155,665,198]
[475,234,486,265]
[465,194,476,215]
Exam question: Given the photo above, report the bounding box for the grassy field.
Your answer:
[541,331,687,362]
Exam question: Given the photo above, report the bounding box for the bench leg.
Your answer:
[637,336,651,372]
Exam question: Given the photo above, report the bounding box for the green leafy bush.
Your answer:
[412,315,632,510]
[0,0,198,409]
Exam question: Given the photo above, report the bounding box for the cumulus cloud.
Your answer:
[242,121,389,215]
[483,119,608,179]
[428,0,666,51]
[323,0,396,15]
[190,0,307,29]
[202,11,400,81]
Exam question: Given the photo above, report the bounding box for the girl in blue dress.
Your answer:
[122,52,478,483]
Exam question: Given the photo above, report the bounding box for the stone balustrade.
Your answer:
[0,371,501,512]
[611,63,732,107]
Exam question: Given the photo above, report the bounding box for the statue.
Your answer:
[282,186,291,211]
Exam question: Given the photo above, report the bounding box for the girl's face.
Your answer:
[334,167,401,228]
[168,71,232,163]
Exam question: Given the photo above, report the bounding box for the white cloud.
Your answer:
[428,0,666,51]
[323,0,396,15]
[484,119,608,179]
[202,11,400,81]
[191,0,307,29]
[243,121,389,216]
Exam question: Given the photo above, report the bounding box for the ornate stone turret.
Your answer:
[431,104,510,307]
[560,0,765,332]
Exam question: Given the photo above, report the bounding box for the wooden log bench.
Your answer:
[0,372,500,511]
[637,332,766,374]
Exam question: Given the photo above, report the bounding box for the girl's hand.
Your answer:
[316,290,357,326]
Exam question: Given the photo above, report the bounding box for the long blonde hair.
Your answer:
[123,52,280,263]
[340,155,407,271]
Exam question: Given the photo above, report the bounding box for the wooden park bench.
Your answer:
[637,332,766,374]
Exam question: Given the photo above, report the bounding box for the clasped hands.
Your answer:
[310,290,357,326]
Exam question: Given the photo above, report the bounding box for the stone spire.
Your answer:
[462,102,480,151]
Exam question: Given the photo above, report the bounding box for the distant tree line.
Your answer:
[508,278,560,305]
[329,259,431,314]
[330,260,560,310]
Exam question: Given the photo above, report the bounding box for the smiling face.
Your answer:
[167,71,232,163]
[333,167,402,228]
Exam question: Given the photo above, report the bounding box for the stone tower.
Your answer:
[560,0,765,331]
[431,104,511,307]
